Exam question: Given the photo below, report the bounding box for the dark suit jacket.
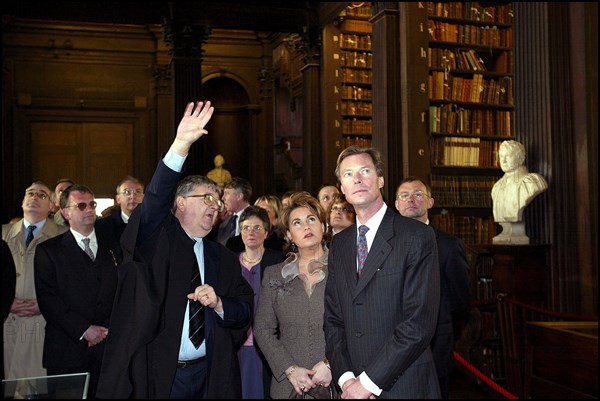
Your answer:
[324,207,441,398]
[97,160,253,399]
[95,209,127,261]
[33,229,118,371]
[430,225,470,395]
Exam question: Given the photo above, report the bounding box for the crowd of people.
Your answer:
[2,100,471,399]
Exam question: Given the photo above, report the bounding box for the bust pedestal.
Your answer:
[492,222,529,245]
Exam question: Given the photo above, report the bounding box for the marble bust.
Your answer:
[207,154,232,189]
[491,140,548,244]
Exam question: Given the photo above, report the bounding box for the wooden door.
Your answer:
[31,122,133,197]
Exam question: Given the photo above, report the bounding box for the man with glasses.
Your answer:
[2,182,67,390]
[395,176,470,399]
[97,101,253,399]
[34,183,119,398]
[96,176,145,260]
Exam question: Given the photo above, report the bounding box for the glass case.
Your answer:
[2,372,89,399]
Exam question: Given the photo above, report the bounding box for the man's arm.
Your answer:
[133,101,215,245]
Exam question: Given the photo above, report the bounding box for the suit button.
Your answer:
[354,332,363,338]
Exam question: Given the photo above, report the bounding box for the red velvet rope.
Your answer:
[454,351,518,399]
[497,294,599,321]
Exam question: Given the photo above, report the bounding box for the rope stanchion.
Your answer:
[454,351,518,399]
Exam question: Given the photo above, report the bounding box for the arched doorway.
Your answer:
[201,77,250,182]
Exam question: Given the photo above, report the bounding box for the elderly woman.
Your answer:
[327,192,355,237]
[237,206,285,399]
[254,192,333,399]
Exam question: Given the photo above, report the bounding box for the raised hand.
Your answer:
[171,101,215,156]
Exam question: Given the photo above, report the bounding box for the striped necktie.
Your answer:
[189,261,205,348]
[82,238,95,261]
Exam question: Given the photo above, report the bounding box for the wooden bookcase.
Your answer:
[425,2,515,245]
[322,3,373,180]
[461,244,550,394]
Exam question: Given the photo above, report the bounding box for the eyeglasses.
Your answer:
[121,189,144,197]
[331,206,352,214]
[241,225,265,233]
[396,191,429,202]
[185,194,225,212]
[25,191,49,200]
[65,201,97,211]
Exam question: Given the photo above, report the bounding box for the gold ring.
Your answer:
[204,294,209,299]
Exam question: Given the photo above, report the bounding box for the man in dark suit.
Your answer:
[395,176,471,399]
[97,101,253,399]
[95,175,144,261]
[215,177,252,246]
[34,184,119,398]
[324,146,441,399]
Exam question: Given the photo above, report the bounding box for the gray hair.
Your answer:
[172,175,222,212]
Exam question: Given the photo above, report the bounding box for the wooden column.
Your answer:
[164,18,211,175]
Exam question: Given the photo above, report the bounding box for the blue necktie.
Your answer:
[357,225,369,274]
[25,225,36,249]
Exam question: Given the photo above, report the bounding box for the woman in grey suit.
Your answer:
[254,192,332,399]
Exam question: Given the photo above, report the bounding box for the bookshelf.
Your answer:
[322,2,374,183]
[462,243,549,393]
[426,2,515,245]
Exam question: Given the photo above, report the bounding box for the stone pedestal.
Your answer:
[493,222,530,245]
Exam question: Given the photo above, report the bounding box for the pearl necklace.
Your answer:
[243,250,263,265]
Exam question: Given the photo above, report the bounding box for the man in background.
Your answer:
[50,178,75,226]
[395,176,470,399]
[96,176,145,260]
[2,182,67,387]
[215,177,252,246]
[35,184,119,398]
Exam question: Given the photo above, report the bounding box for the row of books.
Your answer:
[430,137,501,168]
[340,50,373,68]
[429,105,513,137]
[429,47,487,71]
[430,175,497,207]
[342,3,373,18]
[340,67,372,84]
[340,85,372,101]
[342,136,372,149]
[342,118,372,135]
[477,277,495,300]
[430,213,496,244]
[427,2,513,25]
[428,21,512,48]
[430,48,512,75]
[341,100,372,117]
[339,33,372,51]
[429,71,514,105]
